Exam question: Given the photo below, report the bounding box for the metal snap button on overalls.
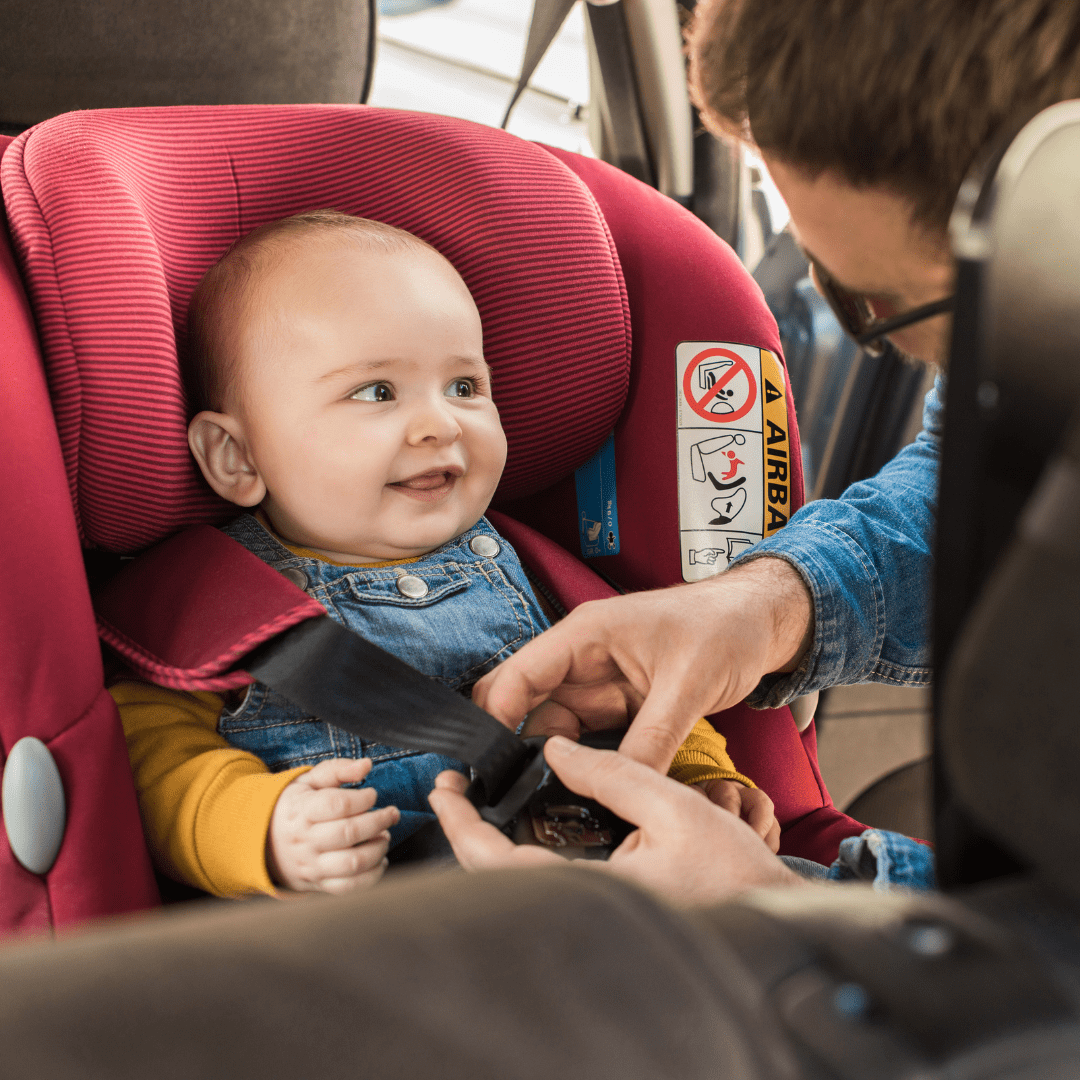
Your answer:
[469,535,500,558]
[396,574,429,598]
[280,567,309,591]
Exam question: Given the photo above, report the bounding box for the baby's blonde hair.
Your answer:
[184,210,440,413]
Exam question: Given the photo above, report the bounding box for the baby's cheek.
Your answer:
[479,422,508,489]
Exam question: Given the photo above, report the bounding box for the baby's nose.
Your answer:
[408,398,462,443]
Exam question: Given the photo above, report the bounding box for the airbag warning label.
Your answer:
[676,341,790,582]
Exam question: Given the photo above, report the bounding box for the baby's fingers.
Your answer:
[698,778,743,816]
[320,858,390,896]
[310,804,400,852]
[315,832,392,885]
[305,783,379,825]
[762,817,781,854]
[303,757,373,789]
[740,788,780,851]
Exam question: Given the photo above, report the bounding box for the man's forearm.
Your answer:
[719,555,814,675]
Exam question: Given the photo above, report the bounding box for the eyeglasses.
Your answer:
[809,259,954,358]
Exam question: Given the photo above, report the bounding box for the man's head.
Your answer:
[688,0,1080,363]
[184,211,506,563]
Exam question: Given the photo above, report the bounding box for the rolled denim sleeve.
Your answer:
[781,830,936,890]
[828,830,937,890]
[733,373,944,708]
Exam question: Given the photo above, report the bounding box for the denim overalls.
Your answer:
[218,514,551,845]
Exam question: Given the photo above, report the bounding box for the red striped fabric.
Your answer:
[1,106,631,552]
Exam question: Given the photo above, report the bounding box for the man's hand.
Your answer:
[429,737,803,908]
[268,758,399,895]
[693,780,780,853]
[473,557,813,771]
[522,706,781,852]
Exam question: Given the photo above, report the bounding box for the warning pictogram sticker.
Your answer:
[681,347,758,423]
[676,342,791,582]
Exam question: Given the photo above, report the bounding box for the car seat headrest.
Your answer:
[1,106,630,552]
[939,101,1080,891]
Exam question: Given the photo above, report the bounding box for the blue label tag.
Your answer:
[574,432,620,559]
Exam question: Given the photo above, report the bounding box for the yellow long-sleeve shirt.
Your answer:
[112,679,752,898]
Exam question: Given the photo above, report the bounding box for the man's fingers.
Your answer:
[428,783,516,868]
[429,781,559,871]
[520,700,581,740]
[615,694,699,772]
[303,757,373,789]
[542,737,693,832]
[433,769,470,793]
[473,634,574,728]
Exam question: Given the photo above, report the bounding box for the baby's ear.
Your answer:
[187,411,266,507]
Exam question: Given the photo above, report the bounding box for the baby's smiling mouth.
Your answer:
[388,466,464,501]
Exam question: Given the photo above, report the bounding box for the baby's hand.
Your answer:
[694,779,780,853]
[268,758,399,894]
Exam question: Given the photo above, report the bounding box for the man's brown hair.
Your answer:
[184,210,438,413]
[688,0,1080,231]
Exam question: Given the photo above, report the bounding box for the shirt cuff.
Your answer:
[192,763,311,897]
[827,830,936,891]
[667,761,756,788]
[668,718,756,788]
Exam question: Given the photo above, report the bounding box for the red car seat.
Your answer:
[0,105,867,934]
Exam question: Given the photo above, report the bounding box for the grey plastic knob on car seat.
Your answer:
[2,736,66,875]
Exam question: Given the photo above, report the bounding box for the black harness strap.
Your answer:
[244,616,533,807]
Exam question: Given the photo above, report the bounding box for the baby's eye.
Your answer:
[445,378,476,399]
[350,382,394,402]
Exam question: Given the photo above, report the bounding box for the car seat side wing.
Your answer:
[0,155,159,931]
[94,526,326,690]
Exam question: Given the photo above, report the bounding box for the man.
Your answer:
[470,0,1080,776]
[430,0,1080,885]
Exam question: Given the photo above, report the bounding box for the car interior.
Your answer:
[0,0,979,932]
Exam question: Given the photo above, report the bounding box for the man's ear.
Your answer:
[188,412,267,507]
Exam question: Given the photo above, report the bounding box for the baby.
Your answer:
[111,211,778,897]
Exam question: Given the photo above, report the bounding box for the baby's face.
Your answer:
[227,239,505,562]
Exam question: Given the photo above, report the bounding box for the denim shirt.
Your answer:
[217,513,551,844]
[738,374,944,708]
[783,829,937,890]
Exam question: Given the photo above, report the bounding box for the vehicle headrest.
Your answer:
[1,0,374,128]
[1,106,630,552]
[938,100,1080,891]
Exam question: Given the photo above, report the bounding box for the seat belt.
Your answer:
[246,619,630,849]
[244,615,533,807]
[501,0,578,128]
[95,524,630,850]
[506,0,656,186]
